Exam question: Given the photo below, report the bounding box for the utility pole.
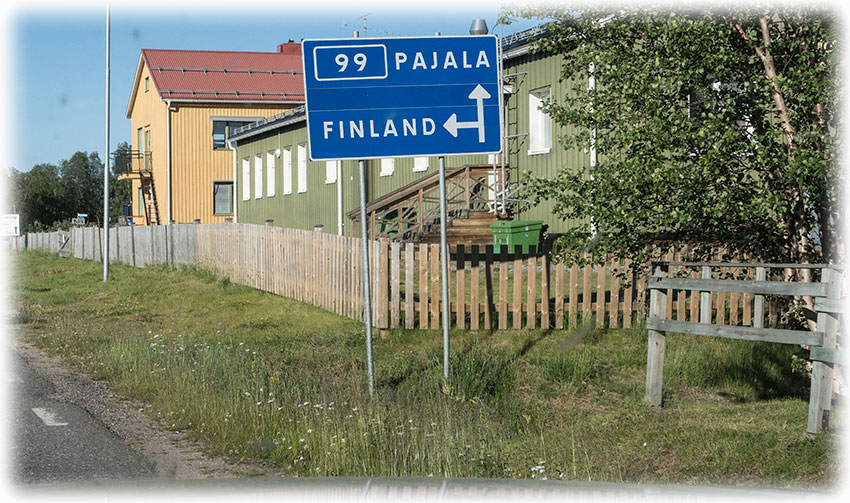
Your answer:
[103,1,111,282]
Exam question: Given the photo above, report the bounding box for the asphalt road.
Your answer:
[10,351,157,485]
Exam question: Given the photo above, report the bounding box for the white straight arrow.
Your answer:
[443,84,491,143]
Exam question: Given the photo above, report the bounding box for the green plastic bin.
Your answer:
[490,220,544,254]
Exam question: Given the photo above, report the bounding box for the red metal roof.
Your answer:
[141,44,304,103]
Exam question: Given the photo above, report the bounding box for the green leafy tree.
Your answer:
[110,141,133,221]
[505,6,841,274]
[10,164,64,232]
[10,147,132,231]
[60,151,103,224]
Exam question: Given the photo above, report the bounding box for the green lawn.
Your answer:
[9,251,841,488]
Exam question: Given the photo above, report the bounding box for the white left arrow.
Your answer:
[443,84,491,143]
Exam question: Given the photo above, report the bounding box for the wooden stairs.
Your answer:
[347,164,512,246]
[416,209,499,247]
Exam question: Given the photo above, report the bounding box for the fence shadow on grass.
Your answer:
[668,335,811,402]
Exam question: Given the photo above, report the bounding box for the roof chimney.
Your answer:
[277,40,301,55]
[469,19,488,35]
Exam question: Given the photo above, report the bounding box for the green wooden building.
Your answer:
[228,26,589,242]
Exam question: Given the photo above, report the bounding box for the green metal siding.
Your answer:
[236,123,351,233]
[235,125,496,234]
[235,41,591,236]
[502,50,590,234]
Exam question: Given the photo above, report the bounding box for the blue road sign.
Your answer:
[302,35,502,161]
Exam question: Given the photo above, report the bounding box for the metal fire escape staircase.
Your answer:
[500,69,529,214]
[115,150,160,225]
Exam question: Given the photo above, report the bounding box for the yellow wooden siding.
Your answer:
[126,59,298,224]
[168,103,295,224]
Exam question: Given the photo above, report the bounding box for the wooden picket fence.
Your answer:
[14,222,808,331]
[197,223,367,321]
[194,223,652,330]
[194,223,802,331]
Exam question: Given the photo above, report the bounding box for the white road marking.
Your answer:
[32,407,69,426]
[8,374,23,383]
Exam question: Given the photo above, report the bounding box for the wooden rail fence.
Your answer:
[644,262,846,434]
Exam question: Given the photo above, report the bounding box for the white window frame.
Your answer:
[213,180,233,216]
[380,158,395,177]
[266,151,276,197]
[241,157,250,201]
[282,147,292,195]
[413,157,428,173]
[254,154,263,199]
[528,86,552,155]
[325,160,339,184]
[297,143,307,193]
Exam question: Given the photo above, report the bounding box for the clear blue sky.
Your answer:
[5,0,546,173]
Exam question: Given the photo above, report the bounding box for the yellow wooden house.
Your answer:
[121,42,303,225]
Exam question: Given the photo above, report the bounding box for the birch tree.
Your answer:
[507,5,842,274]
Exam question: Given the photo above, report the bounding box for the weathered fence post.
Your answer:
[645,262,668,408]
[807,266,842,434]
[753,266,766,329]
[130,224,136,267]
[699,265,711,324]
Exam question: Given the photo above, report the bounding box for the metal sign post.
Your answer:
[438,156,450,379]
[358,160,375,396]
[103,2,111,282]
[302,34,501,387]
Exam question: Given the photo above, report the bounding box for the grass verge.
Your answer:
[9,251,842,487]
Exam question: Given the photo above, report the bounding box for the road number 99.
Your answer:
[335,53,367,72]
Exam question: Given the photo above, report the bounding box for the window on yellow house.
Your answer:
[213,181,233,215]
[212,120,253,150]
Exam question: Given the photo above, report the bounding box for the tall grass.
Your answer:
[10,251,840,487]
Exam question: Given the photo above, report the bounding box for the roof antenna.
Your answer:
[343,13,371,37]
[359,13,369,37]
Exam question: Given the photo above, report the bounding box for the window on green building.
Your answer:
[267,151,276,197]
[528,87,552,155]
[413,157,428,172]
[242,158,250,201]
[283,147,292,195]
[254,154,263,199]
[297,143,307,193]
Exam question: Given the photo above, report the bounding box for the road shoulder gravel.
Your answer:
[12,330,282,481]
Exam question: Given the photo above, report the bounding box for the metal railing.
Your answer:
[113,150,151,175]
[347,165,510,241]
[230,105,306,138]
